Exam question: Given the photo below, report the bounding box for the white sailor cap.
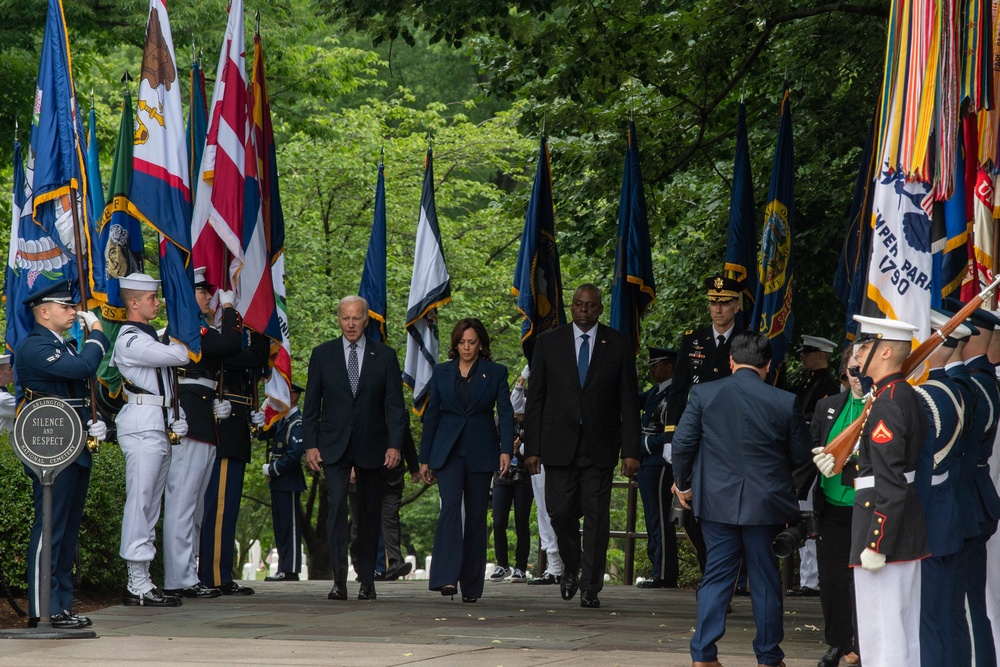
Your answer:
[853,314,918,343]
[799,335,836,353]
[930,309,974,340]
[0,354,11,365]
[119,273,161,292]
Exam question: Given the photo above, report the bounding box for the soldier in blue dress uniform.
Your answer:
[262,383,306,581]
[15,281,110,629]
[636,346,678,588]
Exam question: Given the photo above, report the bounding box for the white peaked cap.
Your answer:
[800,335,837,353]
[853,314,918,343]
[930,310,972,340]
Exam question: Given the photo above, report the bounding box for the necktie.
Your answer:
[578,333,590,387]
[348,343,359,396]
[717,334,725,348]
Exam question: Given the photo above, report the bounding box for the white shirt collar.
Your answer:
[712,323,735,344]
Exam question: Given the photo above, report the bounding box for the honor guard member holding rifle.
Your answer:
[261,383,306,581]
[15,281,109,629]
[912,309,972,667]
[161,268,241,599]
[813,315,929,667]
[636,346,679,589]
[663,274,744,574]
[111,272,190,607]
[198,312,270,595]
[944,297,1000,667]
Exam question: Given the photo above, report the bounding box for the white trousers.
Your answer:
[530,465,563,574]
[798,493,819,589]
[163,436,216,589]
[119,430,171,563]
[854,560,921,667]
[985,427,1000,653]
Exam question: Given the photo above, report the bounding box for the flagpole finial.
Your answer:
[255,9,261,36]
[14,116,18,142]
[740,77,746,104]
[91,86,95,109]
[192,35,196,66]
[380,143,385,166]
[542,113,546,138]
[121,69,133,95]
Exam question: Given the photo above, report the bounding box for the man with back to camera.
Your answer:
[303,295,407,601]
[16,281,109,628]
[672,330,812,667]
[813,315,929,667]
[523,283,641,609]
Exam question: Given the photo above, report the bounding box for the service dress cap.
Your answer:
[799,335,836,353]
[853,314,918,343]
[704,274,742,302]
[647,346,677,364]
[23,281,75,308]
[930,308,974,340]
[193,266,214,291]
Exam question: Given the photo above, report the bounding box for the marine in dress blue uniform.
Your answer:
[15,282,109,629]
[263,384,306,581]
[636,346,678,589]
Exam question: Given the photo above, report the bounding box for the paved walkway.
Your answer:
[1,580,831,666]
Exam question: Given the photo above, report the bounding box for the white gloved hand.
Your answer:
[213,398,232,421]
[860,547,886,572]
[662,443,672,465]
[520,364,531,381]
[86,419,107,441]
[76,310,100,329]
[217,289,235,307]
[812,447,836,478]
[262,463,271,477]
[170,418,189,438]
[251,410,266,427]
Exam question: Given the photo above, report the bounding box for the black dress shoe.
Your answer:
[385,561,413,581]
[637,578,665,589]
[358,583,377,600]
[580,591,601,608]
[264,572,299,582]
[528,572,560,585]
[217,581,255,596]
[374,571,387,581]
[164,583,223,599]
[817,644,848,667]
[123,587,183,607]
[560,573,579,601]
[734,587,751,597]
[327,584,348,600]
[462,596,478,603]
[49,612,88,629]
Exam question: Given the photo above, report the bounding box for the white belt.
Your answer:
[931,470,949,486]
[124,392,168,407]
[856,470,915,490]
[179,377,217,391]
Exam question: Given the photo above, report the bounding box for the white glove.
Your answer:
[520,364,531,380]
[86,419,107,441]
[812,447,836,478]
[860,547,886,572]
[76,310,100,329]
[262,463,271,477]
[251,410,266,427]
[662,442,672,465]
[213,398,232,421]
[170,418,189,438]
[217,289,235,307]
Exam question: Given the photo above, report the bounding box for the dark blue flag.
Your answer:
[187,56,208,203]
[512,135,566,362]
[724,103,757,327]
[750,86,795,371]
[610,121,656,354]
[360,161,388,342]
[834,116,877,346]
[934,118,972,304]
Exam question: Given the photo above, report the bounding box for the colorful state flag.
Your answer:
[403,148,451,416]
[250,30,290,427]
[724,102,757,326]
[359,160,388,343]
[187,55,208,200]
[129,0,201,357]
[25,0,96,312]
[85,104,108,304]
[191,0,247,297]
[750,86,795,371]
[511,135,566,362]
[609,121,656,354]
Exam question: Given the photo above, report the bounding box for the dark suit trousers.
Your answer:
[545,459,614,593]
[325,456,383,587]
[816,504,857,650]
[270,489,302,574]
[380,466,405,574]
[428,452,492,599]
[693,520,784,666]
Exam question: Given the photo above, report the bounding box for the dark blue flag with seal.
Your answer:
[512,134,566,362]
[609,121,656,354]
[750,85,795,371]
[724,103,757,327]
[360,159,388,342]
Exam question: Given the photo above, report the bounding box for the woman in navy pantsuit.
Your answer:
[420,318,514,602]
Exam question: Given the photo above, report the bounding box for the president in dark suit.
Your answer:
[303,295,407,601]
[672,331,811,667]
[524,283,642,609]
[419,318,514,602]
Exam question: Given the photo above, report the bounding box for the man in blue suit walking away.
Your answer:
[672,331,812,667]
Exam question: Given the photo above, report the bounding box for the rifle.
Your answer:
[821,274,1000,473]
